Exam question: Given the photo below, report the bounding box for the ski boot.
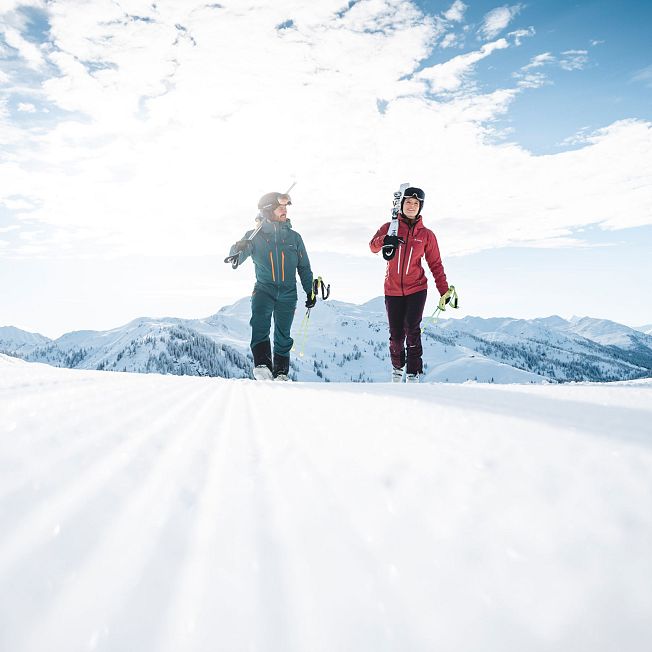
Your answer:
[253,365,274,381]
[273,354,290,382]
[252,341,274,381]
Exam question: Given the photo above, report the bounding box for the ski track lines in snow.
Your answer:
[0,360,652,651]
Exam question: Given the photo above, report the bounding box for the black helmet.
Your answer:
[258,191,292,214]
[401,186,425,215]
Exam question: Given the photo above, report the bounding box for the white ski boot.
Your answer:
[405,373,420,383]
[253,365,274,381]
[391,367,404,383]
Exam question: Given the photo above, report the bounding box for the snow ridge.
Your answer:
[2,297,652,383]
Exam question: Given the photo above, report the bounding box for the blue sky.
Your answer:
[1,0,651,337]
[415,0,652,153]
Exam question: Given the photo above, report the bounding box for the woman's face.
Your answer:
[402,197,420,219]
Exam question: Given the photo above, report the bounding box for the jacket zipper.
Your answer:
[400,226,411,295]
[281,251,285,282]
[269,250,275,282]
[275,224,280,286]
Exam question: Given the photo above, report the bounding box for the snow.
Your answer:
[1,354,651,651]
[4,296,652,383]
[567,316,644,348]
[0,326,50,348]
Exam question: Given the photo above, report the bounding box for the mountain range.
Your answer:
[2,295,652,384]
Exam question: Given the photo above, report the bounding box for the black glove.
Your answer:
[383,235,404,248]
[234,239,252,253]
[305,293,317,309]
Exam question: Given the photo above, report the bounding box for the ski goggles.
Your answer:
[275,193,292,207]
[402,187,425,202]
[260,193,292,211]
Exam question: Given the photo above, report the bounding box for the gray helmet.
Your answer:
[258,191,292,214]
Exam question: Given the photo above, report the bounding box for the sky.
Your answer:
[1,0,651,338]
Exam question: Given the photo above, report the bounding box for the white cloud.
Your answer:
[514,71,549,89]
[559,50,589,71]
[2,197,34,209]
[522,52,555,70]
[515,50,589,88]
[631,65,652,88]
[478,4,523,40]
[418,38,510,93]
[507,27,534,46]
[439,32,464,49]
[16,102,37,112]
[1,26,46,69]
[0,0,649,269]
[443,1,467,23]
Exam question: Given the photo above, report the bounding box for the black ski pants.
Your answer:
[385,290,427,375]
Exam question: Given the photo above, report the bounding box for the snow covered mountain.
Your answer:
[3,296,652,383]
[1,318,251,379]
[1,355,651,651]
[0,326,50,352]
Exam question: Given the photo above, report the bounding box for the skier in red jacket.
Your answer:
[369,186,451,383]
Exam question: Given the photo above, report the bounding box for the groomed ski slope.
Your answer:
[1,354,651,652]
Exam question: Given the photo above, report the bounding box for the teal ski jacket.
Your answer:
[231,218,313,300]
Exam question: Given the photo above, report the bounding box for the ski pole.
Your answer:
[292,275,330,356]
[422,286,459,333]
[315,276,330,300]
[294,308,312,357]
[421,307,443,333]
[294,278,319,356]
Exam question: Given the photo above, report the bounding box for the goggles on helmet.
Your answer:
[259,192,292,211]
[402,187,425,202]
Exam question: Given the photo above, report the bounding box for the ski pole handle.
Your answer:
[315,276,330,300]
[224,253,241,269]
[320,280,330,300]
[382,246,396,261]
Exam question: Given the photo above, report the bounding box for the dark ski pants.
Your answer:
[250,285,296,363]
[385,290,427,375]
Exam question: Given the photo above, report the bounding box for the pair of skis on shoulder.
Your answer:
[224,182,297,269]
[382,182,409,261]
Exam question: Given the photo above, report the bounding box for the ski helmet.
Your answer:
[258,191,292,216]
[401,187,425,216]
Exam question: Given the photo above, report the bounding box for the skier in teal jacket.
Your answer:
[229,191,314,381]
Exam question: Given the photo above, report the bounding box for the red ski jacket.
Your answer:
[369,215,449,297]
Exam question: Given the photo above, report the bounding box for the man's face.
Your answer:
[272,204,288,221]
[402,197,420,218]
